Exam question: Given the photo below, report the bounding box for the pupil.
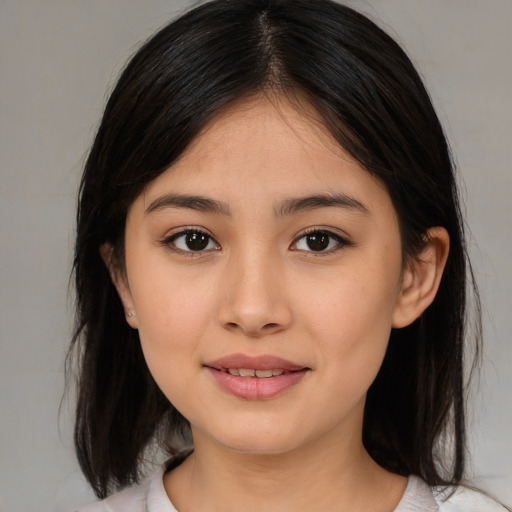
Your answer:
[307,233,329,251]
[186,232,209,251]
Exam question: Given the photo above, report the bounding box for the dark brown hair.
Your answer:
[69,0,481,499]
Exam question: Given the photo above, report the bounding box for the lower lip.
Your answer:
[206,368,308,400]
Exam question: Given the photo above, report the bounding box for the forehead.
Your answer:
[174,94,346,171]
[138,94,393,218]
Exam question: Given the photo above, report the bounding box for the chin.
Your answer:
[209,422,306,456]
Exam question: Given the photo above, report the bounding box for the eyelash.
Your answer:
[291,228,352,255]
[160,228,220,256]
[160,227,352,256]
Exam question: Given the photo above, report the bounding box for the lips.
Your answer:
[223,368,286,378]
[204,353,310,400]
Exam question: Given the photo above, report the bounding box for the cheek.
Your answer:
[131,276,217,415]
[298,257,401,393]
[301,260,400,341]
[127,260,217,381]
[137,286,211,347]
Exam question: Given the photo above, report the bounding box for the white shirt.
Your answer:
[76,464,508,512]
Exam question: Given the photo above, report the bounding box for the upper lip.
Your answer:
[204,353,308,372]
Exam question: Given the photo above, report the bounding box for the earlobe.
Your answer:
[392,227,450,329]
[99,243,138,329]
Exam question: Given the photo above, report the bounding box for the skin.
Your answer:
[105,95,449,512]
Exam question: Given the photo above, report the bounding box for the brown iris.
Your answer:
[305,232,330,251]
[185,232,210,251]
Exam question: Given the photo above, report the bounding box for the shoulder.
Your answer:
[398,475,509,512]
[75,470,162,512]
[435,485,509,512]
[74,480,149,512]
[74,453,190,512]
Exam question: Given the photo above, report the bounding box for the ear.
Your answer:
[100,243,138,329]
[392,227,450,329]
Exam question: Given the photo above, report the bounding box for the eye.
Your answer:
[164,229,219,253]
[292,230,348,253]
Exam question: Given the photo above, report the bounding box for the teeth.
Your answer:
[224,368,286,378]
[255,369,273,378]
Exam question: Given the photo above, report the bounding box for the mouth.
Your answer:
[204,354,310,400]
[216,368,293,378]
[204,353,308,372]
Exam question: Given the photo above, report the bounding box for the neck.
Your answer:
[164,424,406,512]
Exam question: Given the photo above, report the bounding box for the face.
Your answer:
[114,96,415,456]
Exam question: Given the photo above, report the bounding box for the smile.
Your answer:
[204,354,310,400]
[220,368,287,378]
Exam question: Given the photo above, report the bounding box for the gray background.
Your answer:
[0,1,510,510]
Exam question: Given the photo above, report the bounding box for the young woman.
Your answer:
[70,0,508,510]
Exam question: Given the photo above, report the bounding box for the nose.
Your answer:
[216,250,292,338]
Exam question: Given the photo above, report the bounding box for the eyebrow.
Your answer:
[145,193,232,216]
[275,193,370,217]
[145,192,369,217]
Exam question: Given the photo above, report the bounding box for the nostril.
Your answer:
[222,321,282,335]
